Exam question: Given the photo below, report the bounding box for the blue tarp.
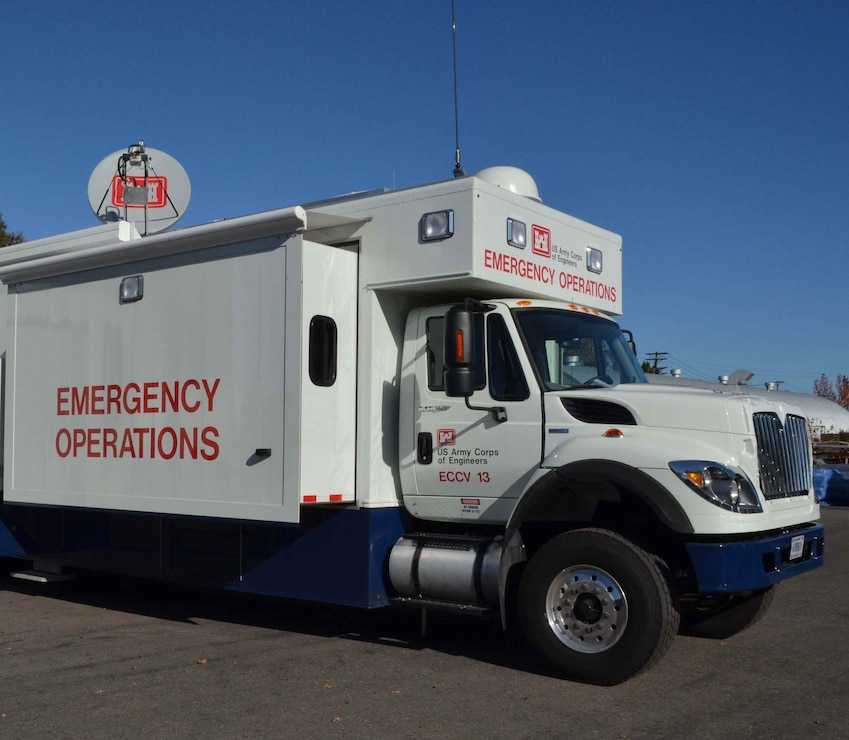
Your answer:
[813,466,849,506]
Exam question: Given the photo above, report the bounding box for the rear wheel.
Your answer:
[679,587,775,639]
[518,528,679,685]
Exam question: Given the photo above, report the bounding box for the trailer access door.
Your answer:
[0,216,357,524]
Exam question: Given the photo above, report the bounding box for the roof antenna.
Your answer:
[451,0,466,177]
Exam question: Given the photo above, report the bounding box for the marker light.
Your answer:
[454,329,466,362]
[507,218,527,248]
[119,275,144,304]
[586,247,603,274]
[420,210,454,241]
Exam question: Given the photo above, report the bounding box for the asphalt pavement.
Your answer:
[1,507,847,739]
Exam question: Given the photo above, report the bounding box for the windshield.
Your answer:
[513,308,647,390]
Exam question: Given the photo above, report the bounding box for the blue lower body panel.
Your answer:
[229,507,408,607]
[0,504,408,608]
[0,515,25,557]
[685,523,824,592]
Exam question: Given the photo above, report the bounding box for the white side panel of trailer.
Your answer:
[4,235,301,523]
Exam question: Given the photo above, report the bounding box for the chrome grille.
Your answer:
[753,413,812,500]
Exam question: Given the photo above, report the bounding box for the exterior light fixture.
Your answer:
[119,275,144,304]
[586,247,603,274]
[507,218,527,248]
[420,210,454,241]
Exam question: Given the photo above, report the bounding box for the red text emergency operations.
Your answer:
[484,248,617,303]
[55,378,221,461]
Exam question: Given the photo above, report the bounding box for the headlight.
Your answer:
[669,461,762,513]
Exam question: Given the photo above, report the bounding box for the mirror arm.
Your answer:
[464,397,507,423]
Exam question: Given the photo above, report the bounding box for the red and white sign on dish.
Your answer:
[111,175,169,209]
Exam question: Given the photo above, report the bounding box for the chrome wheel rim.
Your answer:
[544,565,628,653]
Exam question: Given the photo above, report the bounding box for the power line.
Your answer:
[666,355,717,382]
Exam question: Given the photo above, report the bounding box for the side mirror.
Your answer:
[443,306,475,397]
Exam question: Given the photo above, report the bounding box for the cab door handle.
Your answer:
[417,432,433,465]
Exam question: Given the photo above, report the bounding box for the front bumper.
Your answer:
[685,523,824,592]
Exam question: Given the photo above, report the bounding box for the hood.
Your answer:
[557,384,806,436]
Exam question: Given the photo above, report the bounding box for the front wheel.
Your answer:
[518,528,679,685]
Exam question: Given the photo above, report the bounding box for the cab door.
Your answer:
[404,303,542,523]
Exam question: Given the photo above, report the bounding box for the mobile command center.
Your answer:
[0,164,823,684]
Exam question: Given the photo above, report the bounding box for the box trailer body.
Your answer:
[0,167,824,684]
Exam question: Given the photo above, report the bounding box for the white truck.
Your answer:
[0,166,823,684]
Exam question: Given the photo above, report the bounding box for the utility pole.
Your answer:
[644,351,668,375]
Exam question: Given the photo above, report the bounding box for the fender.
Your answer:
[508,459,693,535]
[497,460,692,628]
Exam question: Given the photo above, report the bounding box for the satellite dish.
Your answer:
[88,142,191,235]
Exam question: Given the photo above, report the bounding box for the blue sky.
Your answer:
[2,2,847,394]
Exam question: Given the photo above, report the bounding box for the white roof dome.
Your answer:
[475,166,541,202]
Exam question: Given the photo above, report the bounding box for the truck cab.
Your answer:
[401,299,646,518]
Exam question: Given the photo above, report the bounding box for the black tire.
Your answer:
[518,528,679,686]
[679,586,775,639]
